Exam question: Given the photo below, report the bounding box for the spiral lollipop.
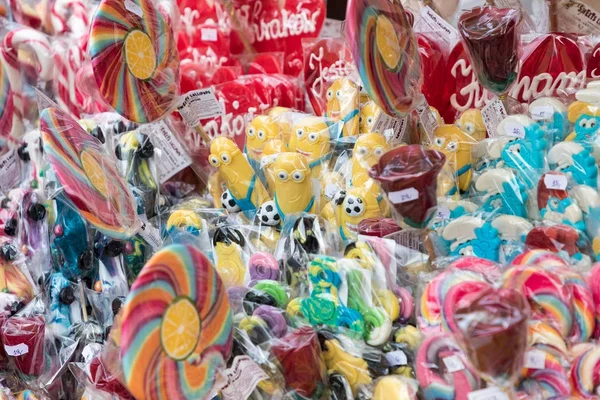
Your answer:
[503,266,573,338]
[345,0,421,117]
[121,244,233,400]
[40,107,138,239]
[89,0,179,123]
[249,252,280,282]
[511,249,568,268]
[416,333,482,399]
[570,344,600,397]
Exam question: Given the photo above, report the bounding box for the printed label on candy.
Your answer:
[443,355,465,373]
[0,150,21,192]
[138,221,162,249]
[375,113,408,145]
[414,6,459,49]
[524,349,546,369]
[177,88,224,128]
[219,356,269,400]
[415,97,439,144]
[143,121,192,183]
[482,97,508,138]
[531,105,554,121]
[467,387,509,400]
[504,122,525,138]
[201,28,218,42]
[556,0,600,36]
[384,350,407,366]
[389,188,419,204]
[544,174,568,190]
[124,0,143,17]
[321,18,343,38]
[4,343,29,356]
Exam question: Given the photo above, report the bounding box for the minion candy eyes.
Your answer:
[327,89,334,100]
[221,153,231,164]
[291,171,304,182]
[296,128,305,138]
[446,142,458,152]
[356,146,369,157]
[247,127,256,137]
[209,155,220,167]
[277,171,288,181]
[434,137,445,147]
[258,130,266,140]
[374,147,385,157]
[308,132,319,143]
[465,122,475,134]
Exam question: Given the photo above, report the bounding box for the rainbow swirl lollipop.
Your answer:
[40,107,138,239]
[89,0,179,123]
[345,0,421,117]
[121,244,233,400]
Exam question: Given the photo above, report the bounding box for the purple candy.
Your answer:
[249,252,280,281]
[254,305,288,338]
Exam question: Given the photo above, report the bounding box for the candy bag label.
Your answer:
[0,150,21,192]
[482,97,507,138]
[443,355,465,373]
[384,350,407,366]
[201,28,218,42]
[467,387,509,400]
[531,105,554,121]
[321,18,343,38]
[124,0,143,17]
[544,174,568,190]
[415,97,438,143]
[524,349,546,369]
[144,121,192,183]
[177,88,224,127]
[414,6,459,49]
[556,0,600,35]
[375,113,408,144]
[219,356,268,400]
[504,122,525,138]
[138,221,163,249]
[389,188,419,204]
[4,343,29,356]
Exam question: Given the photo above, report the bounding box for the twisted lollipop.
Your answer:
[345,0,421,117]
[89,0,179,123]
[121,244,233,400]
[416,333,482,399]
[0,26,53,142]
[503,266,573,338]
[570,344,600,397]
[40,107,138,239]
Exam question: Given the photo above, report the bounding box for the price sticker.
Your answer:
[524,349,546,370]
[4,343,29,356]
[443,355,465,373]
[435,206,450,221]
[385,351,408,366]
[544,174,568,190]
[504,122,525,138]
[389,188,419,204]
[531,106,554,121]
[201,28,218,42]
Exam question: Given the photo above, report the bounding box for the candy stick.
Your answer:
[50,0,89,36]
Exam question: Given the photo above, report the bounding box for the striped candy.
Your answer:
[121,245,233,400]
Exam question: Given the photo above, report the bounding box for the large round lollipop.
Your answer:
[89,0,179,123]
[40,107,138,239]
[345,0,421,117]
[120,244,233,400]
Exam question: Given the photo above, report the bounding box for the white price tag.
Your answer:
[0,150,21,192]
[201,28,218,42]
[435,206,450,221]
[4,343,29,356]
[124,0,143,17]
[138,221,163,249]
[544,174,568,190]
[324,184,341,200]
[218,356,269,400]
[385,350,408,366]
[443,355,465,373]
[524,349,546,370]
[531,106,554,121]
[389,188,419,204]
[467,387,509,400]
[142,121,192,183]
[504,122,525,138]
[414,6,459,48]
[320,18,343,38]
[374,113,408,144]
[177,88,224,128]
[415,97,439,143]
[482,97,508,138]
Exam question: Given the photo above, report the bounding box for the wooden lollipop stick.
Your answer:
[548,0,558,32]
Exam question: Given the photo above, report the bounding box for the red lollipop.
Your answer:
[515,33,585,103]
[418,33,447,116]
[303,38,355,116]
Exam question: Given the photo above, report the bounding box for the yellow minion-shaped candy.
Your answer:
[334,186,383,243]
[262,138,288,190]
[351,132,389,187]
[268,107,294,142]
[245,115,280,160]
[326,78,360,137]
[457,108,486,141]
[290,116,332,177]
[272,152,316,221]
[359,101,381,134]
[209,137,270,219]
[432,124,475,195]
